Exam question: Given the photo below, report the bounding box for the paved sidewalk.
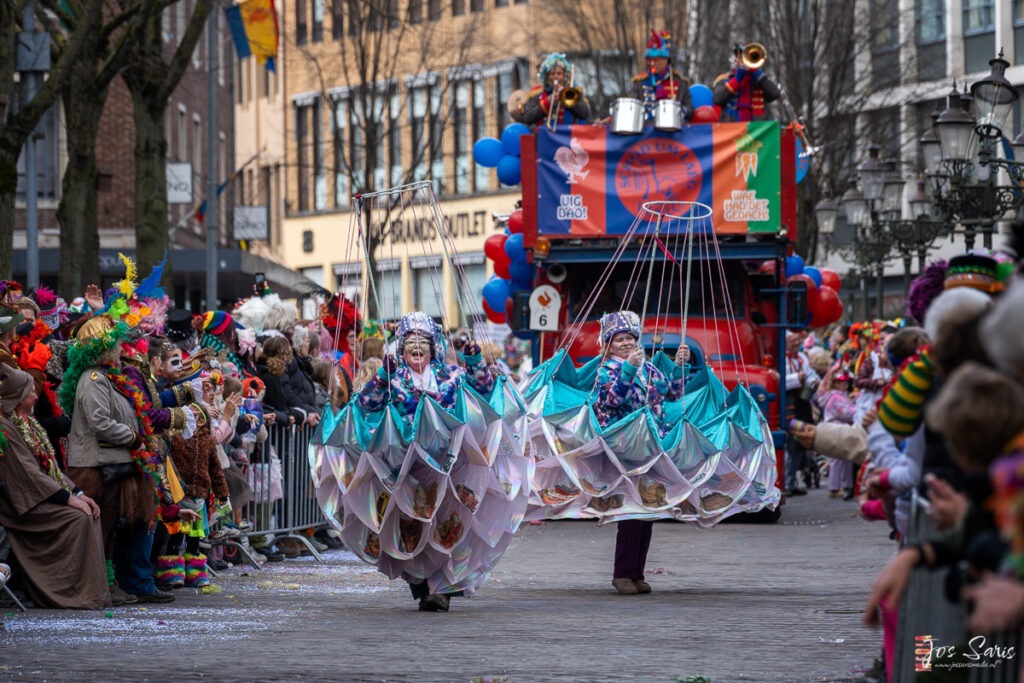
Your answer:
[0,488,893,682]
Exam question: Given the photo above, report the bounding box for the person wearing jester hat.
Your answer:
[358,312,495,419]
[595,311,689,595]
[712,41,781,122]
[354,313,505,610]
[520,52,591,128]
[630,30,693,122]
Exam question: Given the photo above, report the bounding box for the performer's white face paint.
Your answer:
[608,332,637,360]
[403,334,432,373]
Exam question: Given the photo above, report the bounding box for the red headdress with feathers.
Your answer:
[321,295,360,353]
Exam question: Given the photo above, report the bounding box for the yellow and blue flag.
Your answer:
[225,0,278,72]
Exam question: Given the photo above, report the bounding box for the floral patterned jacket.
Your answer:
[357,352,495,418]
[594,357,684,435]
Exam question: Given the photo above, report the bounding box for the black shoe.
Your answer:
[208,559,229,571]
[418,594,450,612]
[315,531,344,550]
[843,489,856,501]
[135,589,175,604]
[786,488,807,497]
[262,549,285,562]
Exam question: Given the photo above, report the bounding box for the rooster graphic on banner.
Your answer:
[554,137,590,184]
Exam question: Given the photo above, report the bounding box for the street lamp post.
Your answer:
[922,51,1024,250]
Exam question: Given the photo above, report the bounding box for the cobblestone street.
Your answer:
[0,489,892,682]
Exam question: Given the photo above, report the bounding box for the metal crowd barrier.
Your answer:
[219,423,330,569]
[893,490,1021,682]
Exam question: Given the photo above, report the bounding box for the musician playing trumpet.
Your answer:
[712,41,780,122]
[520,53,591,128]
[630,30,693,122]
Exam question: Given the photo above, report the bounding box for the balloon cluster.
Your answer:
[480,209,532,324]
[688,84,721,124]
[760,256,843,329]
[473,123,530,187]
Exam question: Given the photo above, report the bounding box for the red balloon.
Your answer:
[493,253,511,279]
[757,260,777,275]
[808,285,840,319]
[692,105,720,123]
[826,299,844,326]
[508,209,524,235]
[482,298,506,324]
[819,268,841,292]
[484,234,508,261]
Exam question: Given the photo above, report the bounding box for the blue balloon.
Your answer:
[473,138,504,168]
[504,233,527,263]
[785,255,805,278]
[496,155,522,186]
[803,265,823,287]
[482,277,510,312]
[689,83,713,109]
[501,123,531,156]
[509,260,533,288]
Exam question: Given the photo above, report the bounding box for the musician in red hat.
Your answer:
[630,30,693,122]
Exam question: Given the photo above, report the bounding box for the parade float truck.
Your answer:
[510,121,801,511]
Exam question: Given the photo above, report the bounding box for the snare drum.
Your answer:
[654,99,682,132]
[609,98,644,135]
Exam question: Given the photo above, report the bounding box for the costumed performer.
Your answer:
[519,52,591,128]
[0,364,110,608]
[594,311,688,595]
[356,311,497,612]
[712,41,780,122]
[630,30,693,122]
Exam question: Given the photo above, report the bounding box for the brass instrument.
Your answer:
[547,65,581,130]
[739,42,767,71]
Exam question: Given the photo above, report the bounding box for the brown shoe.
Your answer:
[634,579,652,594]
[110,586,138,606]
[612,578,638,595]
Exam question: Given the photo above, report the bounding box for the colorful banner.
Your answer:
[225,0,279,72]
[535,121,781,236]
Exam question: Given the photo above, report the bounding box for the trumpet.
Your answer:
[738,42,767,71]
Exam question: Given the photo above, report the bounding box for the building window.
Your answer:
[312,0,324,41]
[389,90,403,185]
[15,104,61,202]
[331,0,343,38]
[413,257,444,318]
[495,0,508,7]
[193,114,203,177]
[348,0,361,36]
[349,95,365,193]
[453,81,469,195]
[494,70,514,134]
[430,86,444,195]
[456,254,487,326]
[334,97,349,208]
[262,164,276,244]
[334,262,362,299]
[453,0,465,15]
[312,99,326,211]
[513,0,526,4]
[472,81,488,191]
[296,0,308,44]
[470,0,483,10]
[916,0,945,43]
[375,260,403,320]
[428,0,441,21]
[408,0,422,23]
[296,103,310,212]
[871,0,898,49]
[963,0,994,34]
[177,107,187,160]
[410,86,428,181]
[372,91,387,190]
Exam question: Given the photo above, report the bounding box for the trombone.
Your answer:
[547,65,582,131]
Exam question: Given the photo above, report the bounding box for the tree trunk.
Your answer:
[0,143,17,279]
[131,89,169,273]
[57,68,106,295]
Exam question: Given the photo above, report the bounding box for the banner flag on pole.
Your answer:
[225,0,279,72]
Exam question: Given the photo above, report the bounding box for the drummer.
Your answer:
[712,41,780,122]
[630,30,693,122]
[520,52,591,128]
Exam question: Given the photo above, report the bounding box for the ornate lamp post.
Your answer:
[922,51,1024,250]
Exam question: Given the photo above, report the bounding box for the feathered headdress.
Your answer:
[321,294,361,352]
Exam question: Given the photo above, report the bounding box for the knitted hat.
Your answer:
[537,53,571,84]
[165,309,196,341]
[0,305,24,335]
[905,259,948,325]
[0,364,34,414]
[600,311,641,344]
[944,253,1002,293]
[16,296,39,317]
[645,30,672,59]
[201,310,234,336]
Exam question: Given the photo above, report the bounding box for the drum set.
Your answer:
[610,98,682,134]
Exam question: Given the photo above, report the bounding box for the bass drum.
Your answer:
[654,99,682,132]
[609,98,644,135]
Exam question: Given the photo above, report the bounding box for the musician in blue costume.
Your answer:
[594,311,689,595]
[630,30,693,122]
[519,52,591,128]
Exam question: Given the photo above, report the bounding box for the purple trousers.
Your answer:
[614,520,653,579]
